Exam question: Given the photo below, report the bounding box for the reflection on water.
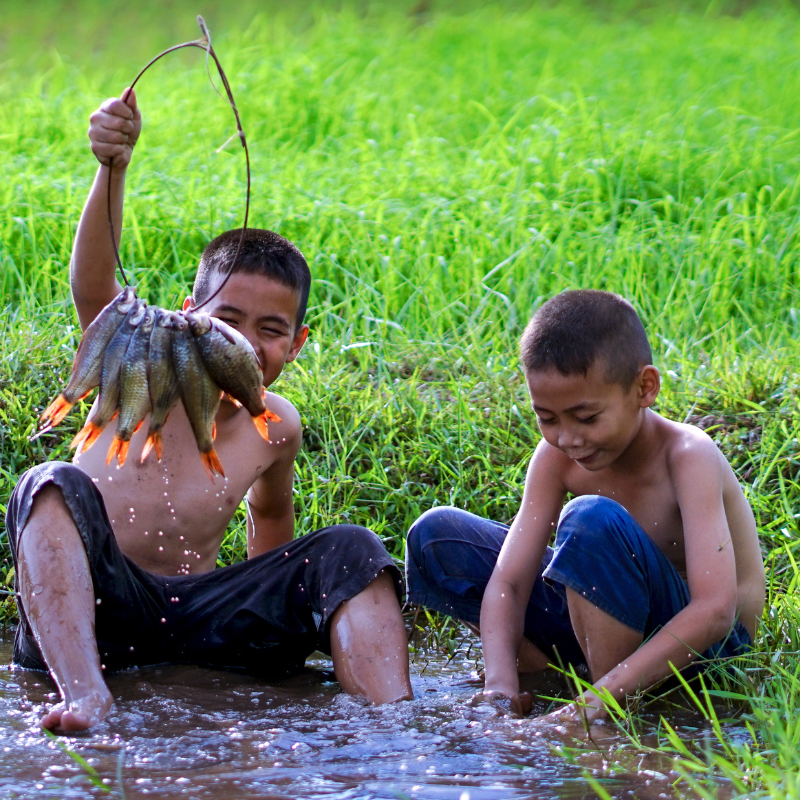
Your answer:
[0,633,721,799]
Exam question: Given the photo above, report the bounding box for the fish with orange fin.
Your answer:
[107,306,156,467]
[140,309,181,463]
[171,315,224,481]
[186,312,281,441]
[38,287,139,433]
[71,300,148,456]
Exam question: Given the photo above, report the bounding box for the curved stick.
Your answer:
[107,15,250,301]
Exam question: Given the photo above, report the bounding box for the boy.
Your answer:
[7,90,412,733]
[407,290,764,720]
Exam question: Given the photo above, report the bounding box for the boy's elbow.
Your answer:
[704,596,737,642]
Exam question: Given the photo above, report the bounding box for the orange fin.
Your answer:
[201,448,225,482]
[133,420,144,434]
[106,436,130,467]
[264,408,282,422]
[70,421,104,454]
[212,421,217,441]
[40,395,74,428]
[141,431,163,464]
[224,393,242,408]
[252,413,272,442]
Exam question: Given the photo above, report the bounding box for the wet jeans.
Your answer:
[406,496,752,669]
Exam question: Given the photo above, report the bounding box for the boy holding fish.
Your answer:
[407,290,765,721]
[6,90,413,732]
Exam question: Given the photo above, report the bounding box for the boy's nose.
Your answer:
[558,428,584,450]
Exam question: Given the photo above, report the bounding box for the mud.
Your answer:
[0,634,732,799]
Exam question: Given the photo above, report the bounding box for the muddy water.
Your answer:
[0,633,724,800]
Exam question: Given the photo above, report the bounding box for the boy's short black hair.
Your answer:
[520,290,652,387]
[193,228,311,329]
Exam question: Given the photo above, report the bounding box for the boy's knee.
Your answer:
[407,506,462,559]
[556,495,628,551]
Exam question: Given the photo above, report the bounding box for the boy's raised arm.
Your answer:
[480,441,565,705]
[71,90,141,330]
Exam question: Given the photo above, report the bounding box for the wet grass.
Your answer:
[2,0,800,796]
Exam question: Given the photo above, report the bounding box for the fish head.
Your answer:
[185,311,213,337]
[140,306,157,333]
[169,311,189,332]
[128,301,148,327]
[116,286,139,314]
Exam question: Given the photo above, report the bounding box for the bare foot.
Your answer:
[40,689,113,733]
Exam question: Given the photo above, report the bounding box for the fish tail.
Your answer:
[140,431,161,463]
[70,421,104,454]
[261,389,282,422]
[40,395,74,428]
[106,436,130,467]
[201,448,225,482]
[252,412,272,442]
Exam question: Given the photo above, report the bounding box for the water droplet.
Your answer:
[96,598,102,605]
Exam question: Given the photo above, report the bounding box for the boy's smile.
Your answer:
[184,273,309,391]
[525,361,659,471]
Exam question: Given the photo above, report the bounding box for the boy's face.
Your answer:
[184,272,309,390]
[526,360,659,472]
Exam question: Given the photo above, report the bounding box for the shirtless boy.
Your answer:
[7,90,412,732]
[407,290,764,720]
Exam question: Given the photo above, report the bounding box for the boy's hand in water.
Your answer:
[469,689,533,717]
[88,89,141,169]
[539,693,608,725]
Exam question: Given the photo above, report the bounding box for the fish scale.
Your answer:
[40,289,281,481]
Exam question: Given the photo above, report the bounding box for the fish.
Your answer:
[107,306,156,466]
[140,309,181,463]
[39,287,139,431]
[71,300,148,455]
[186,312,281,441]
[171,315,224,481]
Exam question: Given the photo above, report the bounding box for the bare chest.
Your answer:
[72,403,268,573]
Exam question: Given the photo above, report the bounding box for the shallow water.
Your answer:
[0,633,726,800]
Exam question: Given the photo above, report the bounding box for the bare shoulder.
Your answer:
[663,417,728,476]
[259,391,303,460]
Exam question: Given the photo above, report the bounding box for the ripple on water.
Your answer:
[0,636,725,800]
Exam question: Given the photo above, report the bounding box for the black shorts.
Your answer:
[6,462,402,678]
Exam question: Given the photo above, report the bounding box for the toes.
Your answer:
[40,704,66,731]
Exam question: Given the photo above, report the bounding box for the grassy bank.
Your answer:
[2,1,800,795]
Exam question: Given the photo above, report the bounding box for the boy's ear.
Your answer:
[182,296,194,311]
[285,325,310,364]
[638,365,661,408]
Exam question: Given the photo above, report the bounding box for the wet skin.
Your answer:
[19,89,412,732]
[478,362,765,722]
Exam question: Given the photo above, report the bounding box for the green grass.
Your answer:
[3,0,800,795]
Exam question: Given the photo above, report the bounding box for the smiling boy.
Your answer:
[7,90,412,732]
[407,290,765,719]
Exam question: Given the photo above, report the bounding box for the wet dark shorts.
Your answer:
[7,462,402,677]
[406,496,752,670]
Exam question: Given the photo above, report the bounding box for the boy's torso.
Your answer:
[72,391,298,576]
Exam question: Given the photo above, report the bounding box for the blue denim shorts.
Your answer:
[406,496,752,670]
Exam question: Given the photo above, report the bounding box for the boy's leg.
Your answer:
[329,570,413,703]
[406,506,584,672]
[545,494,720,682]
[16,484,112,731]
[9,462,172,732]
[165,525,413,704]
[565,591,642,681]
